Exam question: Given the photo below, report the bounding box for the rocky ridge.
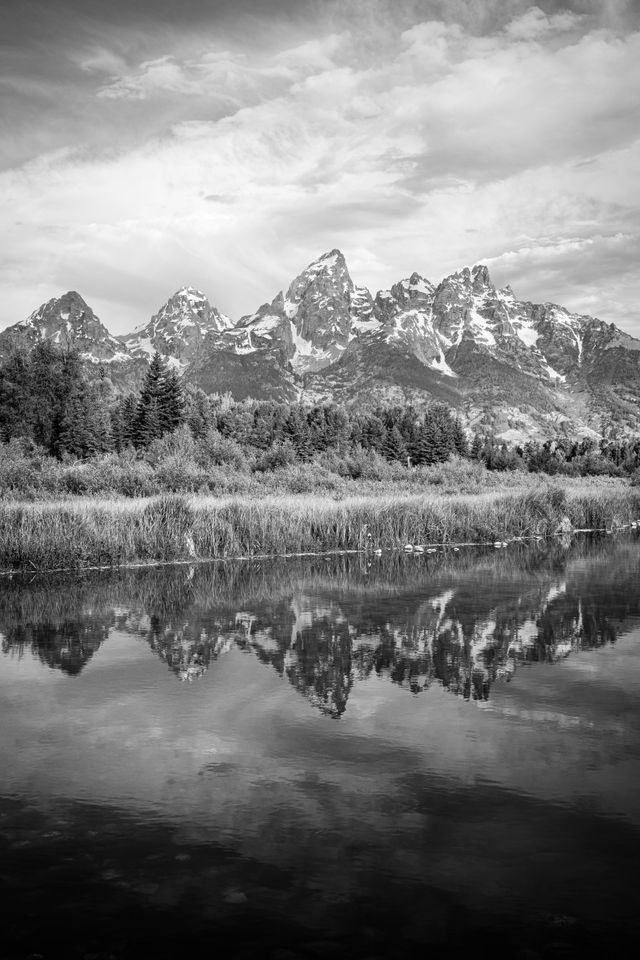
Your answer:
[1,251,639,438]
[121,286,232,367]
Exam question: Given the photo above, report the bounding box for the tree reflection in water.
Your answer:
[1,534,638,715]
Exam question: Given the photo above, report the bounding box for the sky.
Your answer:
[1,0,639,335]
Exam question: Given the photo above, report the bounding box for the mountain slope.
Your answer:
[0,291,129,364]
[3,251,639,439]
[121,287,232,367]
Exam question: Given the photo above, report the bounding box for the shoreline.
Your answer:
[1,482,639,574]
[0,529,633,578]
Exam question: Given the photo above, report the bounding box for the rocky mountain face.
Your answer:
[0,291,128,363]
[121,286,231,366]
[2,252,639,439]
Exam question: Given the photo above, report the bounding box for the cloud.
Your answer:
[0,1,638,337]
[486,232,640,332]
[98,55,205,99]
[504,6,580,40]
[78,47,129,75]
[96,33,349,103]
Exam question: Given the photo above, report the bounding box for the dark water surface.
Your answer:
[1,535,640,959]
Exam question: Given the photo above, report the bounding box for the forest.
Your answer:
[1,342,640,498]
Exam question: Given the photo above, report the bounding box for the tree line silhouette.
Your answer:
[1,342,640,477]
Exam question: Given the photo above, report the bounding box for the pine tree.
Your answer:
[134,351,182,446]
[361,415,385,453]
[0,348,33,442]
[185,388,212,439]
[283,406,312,459]
[58,387,96,458]
[383,425,407,462]
[452,418,469,457]
[159,369,185,433]
[135,396,162,447]
[412,423,436,465]
[121,395,139,447]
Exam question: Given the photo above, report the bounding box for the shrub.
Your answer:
[195,427,248,471]
[146,425,197,467]
[154,455,206,492]
[253,442,297,472]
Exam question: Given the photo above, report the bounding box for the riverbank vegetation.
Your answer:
[2,344,640,569]
[2,345,640,502]
[1,483,639,572]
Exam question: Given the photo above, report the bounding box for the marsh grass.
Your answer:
[1,482,640,571]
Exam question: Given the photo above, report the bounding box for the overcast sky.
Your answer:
[1,0,639,334]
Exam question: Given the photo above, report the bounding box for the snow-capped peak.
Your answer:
[4,290,131,364]
[172,286,207,303]
[305,249,346,274]
[122,285,232,365]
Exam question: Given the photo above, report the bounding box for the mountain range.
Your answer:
[1,249,639,440]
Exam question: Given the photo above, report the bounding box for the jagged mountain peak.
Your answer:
[471,263,492,284]
[0,290,130,365]
[288,249,351,292]
[24,290,94,324]
[169,285,208,301]
[440,263,495,293]
[122,285,231,366]
[392,273,434,301]
[407,271,434,289]
[7,254,640,442]
[306,248,347,270]
[499,283,516,300]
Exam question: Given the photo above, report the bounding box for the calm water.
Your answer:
[1,535,640,959]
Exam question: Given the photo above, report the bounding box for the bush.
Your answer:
[154,455,206,492]
[195,427,248,471]
[88,454,158,497]
[146,425,197,467]
[316,446,400,481]
[253,442,297,472]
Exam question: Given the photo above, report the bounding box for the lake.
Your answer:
[1,535,639,959]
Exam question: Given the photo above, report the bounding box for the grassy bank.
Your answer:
[0,443,538,499]
[1,481,639,572]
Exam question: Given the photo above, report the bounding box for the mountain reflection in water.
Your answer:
[1,534,637,715]
[2,534,640,959]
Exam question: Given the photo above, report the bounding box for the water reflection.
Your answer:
[1,535,638,716]
[1,536,640,959]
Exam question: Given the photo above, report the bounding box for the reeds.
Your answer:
[1,485,639,571]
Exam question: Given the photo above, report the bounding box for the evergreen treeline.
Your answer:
[1,342,640,479]
[0,342,113,458]
[0,344,466,466]
[471,435,640,477]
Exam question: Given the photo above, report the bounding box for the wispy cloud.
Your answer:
[1,1,639,334]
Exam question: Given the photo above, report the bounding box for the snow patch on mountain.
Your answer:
[123,285,231,366]
[540,359,566,382]
[429,352,458,377]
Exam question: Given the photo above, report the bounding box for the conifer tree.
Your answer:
[134,352,185,446]
[185,387,212,439]
[452,418,469,457]
[383,425,407,462]
[159,369,185,433]
[58,384,113,458]
[0,348,33,442]
[470,434,483,460]
[411,424,435,465]
[361,414,386,453]
[284,405,312,459]
[136,396,162,447]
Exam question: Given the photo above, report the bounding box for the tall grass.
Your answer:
[1,485,639,571]
[0,439,572,501]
